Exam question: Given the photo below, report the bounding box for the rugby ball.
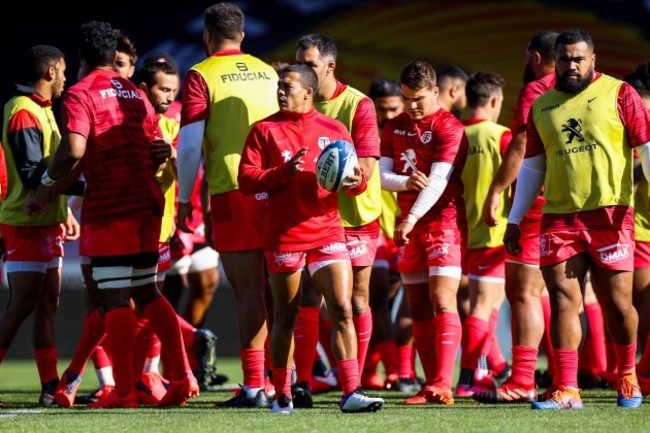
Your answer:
[316,140,358,191]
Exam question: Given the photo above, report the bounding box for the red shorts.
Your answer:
[158,242,171,273]
[397,226,464,273]
[344,220,380,267]
[210,189,267,253]
[539,228,634,271]
[0,224,64,262]
[375,233,399,272]
[79,216,161,257]
[505,213,541,267]
[464,246,505,279]
[265,241,350,274]
[635,241,650,269]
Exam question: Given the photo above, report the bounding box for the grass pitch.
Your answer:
[1,358,649,433]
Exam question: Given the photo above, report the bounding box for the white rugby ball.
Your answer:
[316,140,358,191]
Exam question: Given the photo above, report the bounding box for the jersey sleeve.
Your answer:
[351,97,380,158]
[618,82,650,147]
[500,129,512,156]
[238,124,291,194]
[524,108,545,158]
[434,114,465,164]
[61,89,91,138]
[180,70,210,127]
[5,109,46,189]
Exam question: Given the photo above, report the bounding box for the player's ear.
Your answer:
[326,60,336,76]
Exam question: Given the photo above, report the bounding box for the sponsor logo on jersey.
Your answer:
[255,192,268,201]
[274,251,300,266]
[426,242,449,259]
[596,243,630,264]
[220,71,273,83]
[562,118,585,144]
[321,242,347,254]
[100,80,143,100]
[541,103,559,113]
[400,149,417,173]
[347,240,368,259]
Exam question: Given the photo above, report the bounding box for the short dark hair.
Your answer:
[280,64,319,94]
[528,30,559,62]
[23,45,64,85]
[437,66,469,88]
[466,71,506,108]
[624,60,650,98]
[296,34,337,62]
[115,29,137,65]
[135,59,179,89]
[400,60,436,90]
[556,28,594,51]
[143,51,179,71]
[369,77,400,100]
[204,2,244,40]
[79,21,117,68]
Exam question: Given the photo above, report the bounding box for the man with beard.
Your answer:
[504,28,650,409]
[475,30,558,404]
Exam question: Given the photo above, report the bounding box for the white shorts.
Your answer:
[167,246,219,275]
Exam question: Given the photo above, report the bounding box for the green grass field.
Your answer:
[1,358,649,433]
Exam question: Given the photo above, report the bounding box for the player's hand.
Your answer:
[176,202,194,234]
[503,223,522,257]
[289,148,307,174]
[23,184,54,216]
[62,209,80,241]
[482,190,500,227]
[406,170,428,191]
[394,219,414,247]
[341,165,363,190]
[151,137,172,167]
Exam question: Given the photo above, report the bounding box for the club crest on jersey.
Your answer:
[318,137,330,150]
[561,118,584,144]
[420,130,432,144]
[540,234,551,257]
[281,150,292,162]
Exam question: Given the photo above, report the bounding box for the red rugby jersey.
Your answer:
[238,108,353,251]
[380,108,468,234]
[62,69,164,224]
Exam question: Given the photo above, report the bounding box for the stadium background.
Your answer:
[1,0,649,358]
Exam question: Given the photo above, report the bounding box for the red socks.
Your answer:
[143,297,190,380]
[412,318,436,385]
[554,348,579,388]
[241,349,265,389]
[105,306,136,396]
[70,308,105,375]
[294,306,320,386]
[511,345,538,388]
[460,315,488,370]
[434,312,462,388]
[353,311,373,374]
[34,347,58,384]
[338,358,360,395]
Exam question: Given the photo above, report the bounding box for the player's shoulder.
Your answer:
[314,110,349,134]
[383,112,412,135]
